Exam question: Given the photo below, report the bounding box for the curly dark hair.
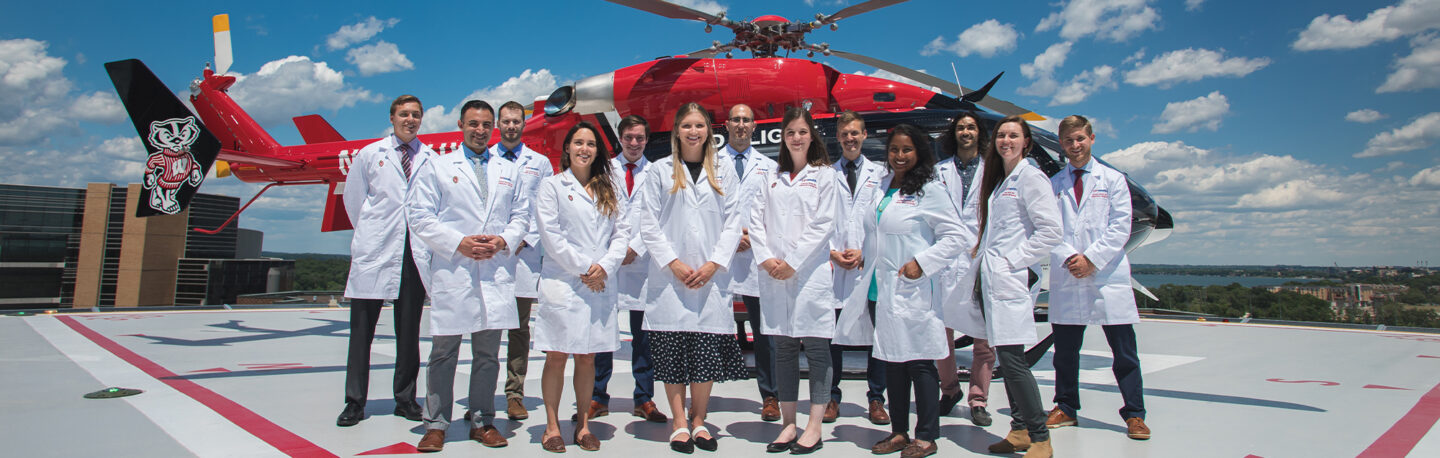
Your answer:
[884,124,935,196]
[938,111,990,160]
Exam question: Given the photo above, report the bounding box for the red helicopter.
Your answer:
[105,0,1168,267]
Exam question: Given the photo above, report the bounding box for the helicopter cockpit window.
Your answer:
[873,92,896,102]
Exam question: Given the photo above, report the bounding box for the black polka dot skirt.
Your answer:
[649,330,748,384]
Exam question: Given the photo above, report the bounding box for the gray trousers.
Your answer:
[996,344,1049,442]
[773,335,832,404]
[424,329,503,430]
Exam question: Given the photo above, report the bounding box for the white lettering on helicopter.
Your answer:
[338,149,355,176]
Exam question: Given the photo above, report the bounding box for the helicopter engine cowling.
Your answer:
[546,72,616,117]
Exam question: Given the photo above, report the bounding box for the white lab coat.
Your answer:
[934,156,986,339]
[406,147,528,335]
[491,143,553,299]
[637,155,745,334]
[863,177,968,362]
[718,144,777,297]
[831,156,886,345]
[343,136,430,300]
[976,162,1063,347]
[749,164,843,339]
[1048,160,1138,325]
[532,170,631,354]
[610,155,651,311]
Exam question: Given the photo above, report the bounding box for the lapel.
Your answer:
[562,169,595,205]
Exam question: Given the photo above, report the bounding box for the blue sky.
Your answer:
[2,0,1437,266]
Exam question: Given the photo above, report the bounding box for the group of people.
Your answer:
[337,95,1150,458]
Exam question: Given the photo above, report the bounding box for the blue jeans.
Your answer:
[593,311,656,405]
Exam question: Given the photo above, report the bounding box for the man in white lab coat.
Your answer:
[1044,115,1149,440]
[409,100,527,451]
[718,104,782,421]
[495,101,555,421]
[337,95,428,426]
[824,111,890,426]
[582,115,669,423]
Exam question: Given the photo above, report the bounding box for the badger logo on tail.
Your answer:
[142,117,205,214]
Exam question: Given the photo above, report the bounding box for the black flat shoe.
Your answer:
[790,439,823,455]
[669,429,694,454]
[694,435,717,452]
[766,440,795,453]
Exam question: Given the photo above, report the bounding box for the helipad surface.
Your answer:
[4,308,1437,457]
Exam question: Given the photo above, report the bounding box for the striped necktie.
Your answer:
[399,143,413,180]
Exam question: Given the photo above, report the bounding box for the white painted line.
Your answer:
[26,316,284,458]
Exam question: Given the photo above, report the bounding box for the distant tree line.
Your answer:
[264,252,350,291]
[1140,283,1439,329]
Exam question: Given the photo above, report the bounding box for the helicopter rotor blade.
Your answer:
[826,48,1044,120]
[815,0,910,27]
[603,0,742,30]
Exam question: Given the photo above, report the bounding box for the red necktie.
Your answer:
[625,163,636,194]
[399,143,413,180]
[1073,168,1084,202]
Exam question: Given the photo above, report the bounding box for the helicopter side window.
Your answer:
[873,92,896,102]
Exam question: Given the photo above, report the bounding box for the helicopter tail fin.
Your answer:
[105,59,223,218]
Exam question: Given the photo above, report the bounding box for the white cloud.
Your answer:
[0,38,124,146]
[1345,108,1387,123]
[1292,0,1440,51]
[417,69,560,135]
[69,91,125,123]
[1123,48,1270,88]
[229,56,379,127]
[1049,65,1116,105]
[1121,48,1146,65]
[1105,140,1440,265]
[1377,33,1440,92]
[325,17,399,51]
[346,41,414,76]
[1357,112,1440,157]
[1152,91,1229,134]
[921,20,1019,58]
[1292,6,1403,51]
[1184,0,1204,11]
[1035,0,1160,42]
[1017,41,1072,97]
[1234,180,1347,209]
[0,136,148,186]
[1412,166,1440,186]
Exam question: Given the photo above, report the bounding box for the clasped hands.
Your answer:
[456,235,508,260]
[668,259,720,289]
[828,249,863,270]
[1064,254,1096,278]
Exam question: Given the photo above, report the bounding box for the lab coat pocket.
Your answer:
[891,275,932,320]
[985,256,1029,301]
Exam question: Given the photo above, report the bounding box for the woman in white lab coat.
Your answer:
[532,122,630,452]
[974,116,1062,458]
[748,107,843,454]
[862,124,967,458]
[636,102,747,454]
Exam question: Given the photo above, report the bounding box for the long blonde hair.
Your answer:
[668,102,724,195]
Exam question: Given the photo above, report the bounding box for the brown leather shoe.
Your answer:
[632,401,668,423]
[822,400,839,423]
[868,400,891,425]
[987,429,1031,453]
[870,432,909,455]
[507,398,529,420]
[541,434,565,453]
[575,428,600,451]
[416,429,445,453]
[470,425,508,448]
[1126,417,1151,440]
[1045,407,1076,428]
[761,397,780,422]
[571,400,609,421]
[900,439,937,458]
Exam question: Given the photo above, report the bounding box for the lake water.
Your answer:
[1132,274,1321,288]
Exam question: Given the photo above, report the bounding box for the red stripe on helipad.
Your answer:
[57,315,336,458]
[1358,380,1440,457]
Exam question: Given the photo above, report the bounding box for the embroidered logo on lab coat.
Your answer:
[897,194,919,206]
[498,177,514,187]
